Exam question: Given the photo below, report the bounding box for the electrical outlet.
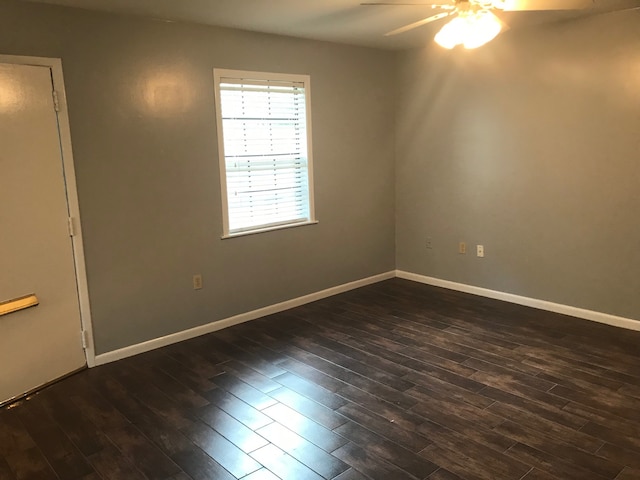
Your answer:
[426,237,433,249]
[193,274,203,290]
[459,242,466,254]
[477,245,484,257]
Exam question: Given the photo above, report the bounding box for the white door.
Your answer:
[0,62,86,405]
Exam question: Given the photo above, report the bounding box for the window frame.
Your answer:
[213,68,317,238]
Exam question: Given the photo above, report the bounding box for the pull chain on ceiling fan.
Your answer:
[361,0,632,49]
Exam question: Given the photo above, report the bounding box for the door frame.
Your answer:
[0,54,96,367]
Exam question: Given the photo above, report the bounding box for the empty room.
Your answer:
[1,0,639,479]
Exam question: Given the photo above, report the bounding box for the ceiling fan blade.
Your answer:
[384,11,456,36]
[498,0,595,11]
[361,2,455,6]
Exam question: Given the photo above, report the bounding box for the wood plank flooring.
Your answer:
[2,278,640,480]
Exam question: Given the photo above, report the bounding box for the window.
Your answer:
[213,69,316,237]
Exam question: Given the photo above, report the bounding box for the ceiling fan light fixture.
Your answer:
[434,9,502,50]
[463,10,502,48]
[434,15,467,49]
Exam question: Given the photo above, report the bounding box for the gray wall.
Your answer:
[0,0,396,354]
[396,11,640,320]
[2,0,638,355]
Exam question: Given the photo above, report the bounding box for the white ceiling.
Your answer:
[22,0,640,50]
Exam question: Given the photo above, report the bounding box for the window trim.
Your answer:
[213,68,316,238]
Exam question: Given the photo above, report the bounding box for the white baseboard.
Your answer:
[396,270,640,332]
[94,271,395,366]
[94,268,639,366]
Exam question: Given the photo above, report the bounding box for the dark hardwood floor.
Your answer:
[2,278,640,480]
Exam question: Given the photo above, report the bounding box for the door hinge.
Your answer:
[67,217,75,237]
[82,330,90,349]
[52,90,60,112]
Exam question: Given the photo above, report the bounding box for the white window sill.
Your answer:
[221,220,318,239]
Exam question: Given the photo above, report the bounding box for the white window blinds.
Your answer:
[215,70,314,236]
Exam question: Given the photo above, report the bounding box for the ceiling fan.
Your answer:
[361,0,629,49]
